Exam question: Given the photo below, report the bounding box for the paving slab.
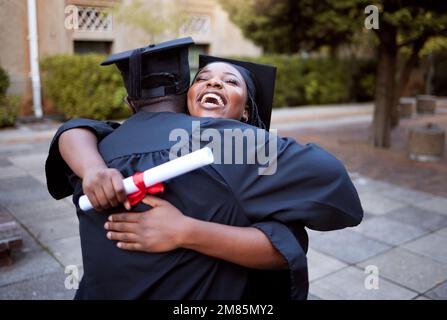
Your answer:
[0,249,61,287]
[7,153,48,173]
[6,199,74,224]
[0,176,50,207]
[46,236,83,268]
[414,196,447,216]
[414,295,432,300]
[351,176,395,195]
[309,229,392,264]
[309,266,418,300]
[359,192,407,215]
[386,206,447,232]
[402,232,447,265]
[0,144,34,157]
[425,280,447,300]
[23,216,79,243]
[352,216,428,246]
[307,248,347,282]
[0,166,28,179]
[374,186,433,205]
[306,228,325,239]
[437,227,447,237]
[359,248,447,293]
[307,293,322,300]
[0,271,75,300]
[0,158,12,167]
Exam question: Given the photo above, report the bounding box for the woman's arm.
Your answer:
[182,216,288,270]
[59,128,126,210]
[105,195,288,270]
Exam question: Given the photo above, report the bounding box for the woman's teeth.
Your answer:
[201,93,224,107]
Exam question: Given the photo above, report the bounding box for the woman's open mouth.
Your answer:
[198,92,227,109]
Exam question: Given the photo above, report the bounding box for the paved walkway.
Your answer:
[0,106,446,300]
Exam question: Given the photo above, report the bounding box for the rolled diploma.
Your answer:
[78,147,214,211]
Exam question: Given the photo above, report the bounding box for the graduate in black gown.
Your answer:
[45,38,363,300]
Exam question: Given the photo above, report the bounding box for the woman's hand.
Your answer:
[105,195,192,252]
[105,195,287,270]
[82,167,127,211]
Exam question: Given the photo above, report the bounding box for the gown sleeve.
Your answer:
[211,125,364,299]
[220,132,364,231]
[251,220,309,300]
[45,119,120,200]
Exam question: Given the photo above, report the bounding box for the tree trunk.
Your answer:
[390,36,426,128]
[373,25,397,148]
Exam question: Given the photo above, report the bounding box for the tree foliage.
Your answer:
[220,0,447,147]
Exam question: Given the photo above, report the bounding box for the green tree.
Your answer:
[221,0,447,147]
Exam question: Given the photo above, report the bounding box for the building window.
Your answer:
[74,41,112,55]
[189,44,209,80]
[180,15,211,36]
[77,6,112,32]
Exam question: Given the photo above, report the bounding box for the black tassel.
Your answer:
[129,48,144,99]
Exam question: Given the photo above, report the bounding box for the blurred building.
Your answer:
[0,0,261,114]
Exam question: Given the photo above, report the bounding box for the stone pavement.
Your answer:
[0,108,446,300]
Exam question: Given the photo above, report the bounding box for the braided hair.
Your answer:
[245,92,266,129]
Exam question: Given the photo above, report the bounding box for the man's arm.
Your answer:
[58,128,126,210]
[45,119,121,200]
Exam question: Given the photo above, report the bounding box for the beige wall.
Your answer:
[110,0,262,56]
[0,0,29,96]
[37,0,73,57]
[0,0,261,100]
[209,2,261,57]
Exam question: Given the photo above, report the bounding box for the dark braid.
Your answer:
[246,94,266,130]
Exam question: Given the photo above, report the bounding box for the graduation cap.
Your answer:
[101,37,195,99]
[199,55,276,130]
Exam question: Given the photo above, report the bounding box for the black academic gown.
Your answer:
[45,111,363,300]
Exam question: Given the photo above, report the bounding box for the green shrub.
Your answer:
[41,54,376,117]
[0,66,9,97]
[0,65,16,128]
[302,58,352,105]
[231,55,376,108]
[0,96,19,128]
[40,54,130,120]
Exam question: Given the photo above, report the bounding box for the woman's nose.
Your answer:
[206,77,223,88]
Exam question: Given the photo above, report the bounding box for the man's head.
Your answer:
[124,94,187,114]
[101,37,194,112]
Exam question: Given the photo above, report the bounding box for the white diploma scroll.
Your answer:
[78,147,215,211]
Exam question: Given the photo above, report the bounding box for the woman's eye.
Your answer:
[195,77,207,82]
[226,79,239,85]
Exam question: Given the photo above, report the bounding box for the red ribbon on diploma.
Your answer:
[127,172,164,206]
